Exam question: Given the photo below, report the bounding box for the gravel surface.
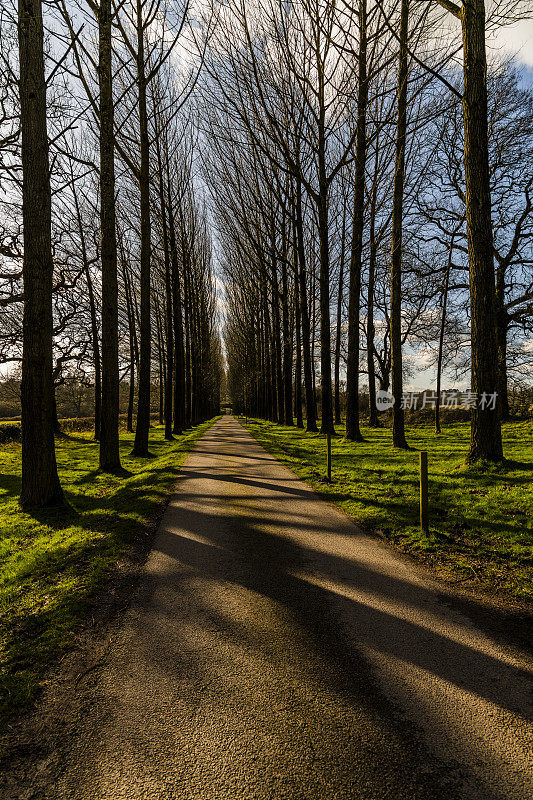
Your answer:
[8,416,533,799]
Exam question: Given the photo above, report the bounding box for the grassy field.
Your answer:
[243,418,533,601]
[0,419,217,721]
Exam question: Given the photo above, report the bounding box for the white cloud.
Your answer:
[488,18,533,67]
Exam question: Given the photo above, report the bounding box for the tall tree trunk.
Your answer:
[281,250,293,425]
[98,0,121,470]
[155,134,173,440]
[293,219,304,428]
[435,238,453,434]
[390,0,409,449]
[122,257,137,433]
[189,286,197,424]
[270,236,284,423]
[172,265,186,433]
[18,0,63,508]
[164,242,174,439]
[259,300,267,418]
[127,351,135,432]
[295,178,317,431]
[156,298,165,426]
[345,0,367,442]
[183,266,192,427]
[168,178,186,434]
[132,0,151,456]
[311,261,317,403]
[495,254,510,421]
[294,290,303,428]
[87,268,101,441]
[191,301,200,423]
[263,279,274,421]
[367,161,380,427]
[317,187,334,435]
[334,198,346,426]
[461,0,503,460]
[267,305,278,421]
[256,303,263,417]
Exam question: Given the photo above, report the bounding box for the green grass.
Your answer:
[243,418,533,601]
[0,419,218,722]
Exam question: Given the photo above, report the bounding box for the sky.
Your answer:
[488,16,533,68]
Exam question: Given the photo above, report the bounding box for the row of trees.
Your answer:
[0,0,222,507]
[216,0,532,460]
[1,0,531,510]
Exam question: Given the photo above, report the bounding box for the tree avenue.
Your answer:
[213,0,530,461]
[1,0,532,509]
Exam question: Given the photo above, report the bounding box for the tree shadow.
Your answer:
[0,473,21,498]
[23,501,80,529]
[147,489,533,720]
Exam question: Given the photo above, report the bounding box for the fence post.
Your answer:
[419,450,429,534]
[327,433,332,482]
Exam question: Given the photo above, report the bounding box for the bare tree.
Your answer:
[18,0,64,506]
[389,0,409,449]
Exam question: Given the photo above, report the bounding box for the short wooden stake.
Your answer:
[327,433,332,481]
[419,450,429,534]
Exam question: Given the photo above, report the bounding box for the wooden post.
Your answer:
[327,433,332,482]
[419,450,428,534]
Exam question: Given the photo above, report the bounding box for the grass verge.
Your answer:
[0,419,218,723]
[243,418,533,601]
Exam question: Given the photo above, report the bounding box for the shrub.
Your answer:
[0,423,21,444]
